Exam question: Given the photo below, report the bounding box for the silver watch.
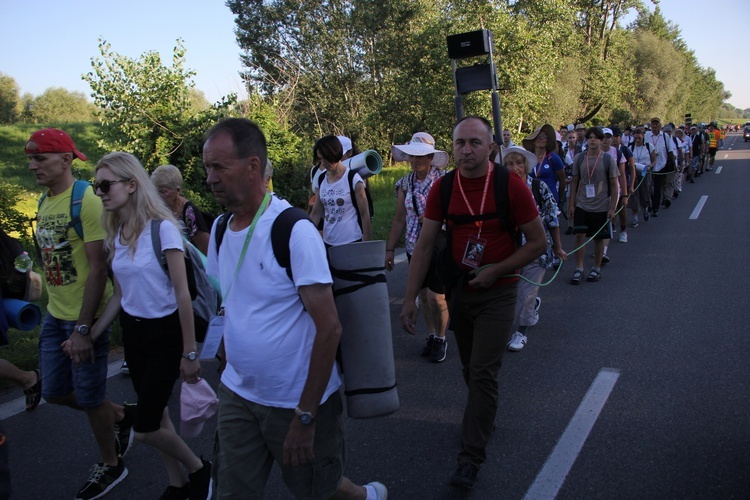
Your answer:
[182,351,198,361]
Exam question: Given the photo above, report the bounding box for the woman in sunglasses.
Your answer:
[65,152,212,499]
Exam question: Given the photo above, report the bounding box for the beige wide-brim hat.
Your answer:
[501,146,537,174]
[522,124,557,153]
[391,132,449,168]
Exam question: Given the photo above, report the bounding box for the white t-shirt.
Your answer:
[206,196,341,408]
[319,168,364,246]
[113,219,184,318]
[644,131,676,171]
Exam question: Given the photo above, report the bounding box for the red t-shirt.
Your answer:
[424,166,539,285]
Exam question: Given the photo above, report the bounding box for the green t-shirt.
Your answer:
[36,183,112,321]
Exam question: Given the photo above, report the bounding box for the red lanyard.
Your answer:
[456,161,492,237]
[585,151,601,183]
[534,152,550,178]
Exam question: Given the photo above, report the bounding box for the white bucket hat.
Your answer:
[391,132,449,168]
[501,146,537,174]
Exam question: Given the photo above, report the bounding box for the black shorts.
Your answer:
[573,207,612,240]
[406,252,446,294]
[120,310,183,433]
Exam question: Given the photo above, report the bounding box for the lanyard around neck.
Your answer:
[585,151,602,183]
[221,192,271,301]
[534,152,550,178]
[456,162,492,237]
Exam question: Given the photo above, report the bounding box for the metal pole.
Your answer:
[452,59,464,121]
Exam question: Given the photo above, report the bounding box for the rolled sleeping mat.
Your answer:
[3,299,42,331]
[342,150,383,180]
[328,240,399,418]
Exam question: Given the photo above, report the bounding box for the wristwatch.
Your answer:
[75,324,90,336]
[295,406,316,426]
[182,352,198,361]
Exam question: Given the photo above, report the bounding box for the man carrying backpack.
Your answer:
[203,118,386,499]
[400,116,546,490]
[27,129,133,499]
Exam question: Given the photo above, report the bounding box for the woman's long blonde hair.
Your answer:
[96,152,178,261]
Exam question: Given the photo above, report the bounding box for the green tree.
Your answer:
[0,73,21,124]
[22,87,97,123]
[83,38,236,211]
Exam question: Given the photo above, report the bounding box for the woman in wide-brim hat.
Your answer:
[385,132,449,363]
[522,124,567,204]
[501,145,566,352]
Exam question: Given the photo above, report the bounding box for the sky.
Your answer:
[1,0,749,110]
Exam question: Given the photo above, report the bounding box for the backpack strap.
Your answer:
[150,219,168,273]
[270,207,312,282]
[346,169,364,231]
[440,164,519,244]
[69,180,89,240]
[214,212,231,253]
[531,178,544,208]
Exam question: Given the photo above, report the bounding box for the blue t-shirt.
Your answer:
[529,152,565,202]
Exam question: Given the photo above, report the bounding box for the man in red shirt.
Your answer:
[400,116,546,490]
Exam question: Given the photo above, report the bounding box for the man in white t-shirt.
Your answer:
[644,117,676,216]
[203,118,386,499]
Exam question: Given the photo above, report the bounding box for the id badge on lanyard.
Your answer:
[199,313,225,360]
[462,234,487,269]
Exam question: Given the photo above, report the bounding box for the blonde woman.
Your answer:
[65,152,212,499]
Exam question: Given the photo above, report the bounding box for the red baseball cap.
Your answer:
[24,128,87,161]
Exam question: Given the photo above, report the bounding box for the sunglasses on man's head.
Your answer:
[94,179,130,194]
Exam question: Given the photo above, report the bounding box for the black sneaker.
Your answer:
[430,337,447,363]
[601,254,610,264]
[450,462,478,490]
[421,335,436,357]
[160,484,189,500]
[75,459,128,500]
[115,403,136,458]
[188,458,213,500]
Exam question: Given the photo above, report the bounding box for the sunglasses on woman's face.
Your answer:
[94,179,130,194]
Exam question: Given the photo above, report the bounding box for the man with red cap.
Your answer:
[27,129,133,499]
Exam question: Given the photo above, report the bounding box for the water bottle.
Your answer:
[14,251,32,272]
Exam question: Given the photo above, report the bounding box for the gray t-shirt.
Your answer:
[572,151,618,212]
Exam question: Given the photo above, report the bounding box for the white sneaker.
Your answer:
[507,331,527,351]
[533,296,541,323]
[365,481,388,499]
[618,231,628,243]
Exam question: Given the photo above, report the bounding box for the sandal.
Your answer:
[587,269,601,282]
[570,269,583,285]
[24,369,42,412]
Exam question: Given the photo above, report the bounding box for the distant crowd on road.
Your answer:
[4,115,729,498]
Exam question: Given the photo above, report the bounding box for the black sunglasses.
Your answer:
[94,179,130,194]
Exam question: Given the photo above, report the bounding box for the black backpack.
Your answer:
[214,206,384,298]
[434,163,519,294]
[214,206,312,281]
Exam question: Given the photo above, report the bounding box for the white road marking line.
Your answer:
[690,195,709,220]
[715,166,722,174]
[723,153,729,158]
[524,368,620,500]
[0,360,123,420]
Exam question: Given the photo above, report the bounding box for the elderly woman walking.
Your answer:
[385,132,450,362]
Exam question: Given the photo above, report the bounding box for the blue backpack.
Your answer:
[37,180,90,240]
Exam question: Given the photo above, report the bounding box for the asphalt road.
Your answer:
[3,132,749,499]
